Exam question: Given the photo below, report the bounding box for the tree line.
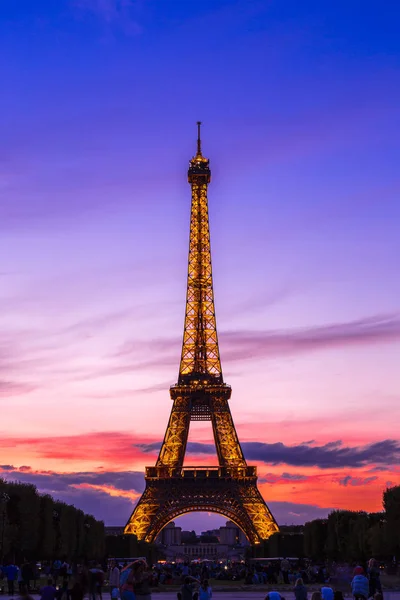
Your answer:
[253,486,400,561]
[0,478,105,562]
[3,477,399,564]
[304,486,400,561]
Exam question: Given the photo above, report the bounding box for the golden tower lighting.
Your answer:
[124,123,279,544]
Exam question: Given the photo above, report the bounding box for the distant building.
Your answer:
[180,543,220,559]
[201,528,221,538]
[181,530,198,543]
[219,520,247,545]
[156,520,249,561]
[157,521,182,545]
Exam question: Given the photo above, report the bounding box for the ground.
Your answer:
[2,594,400,600]
[150,595,400,600]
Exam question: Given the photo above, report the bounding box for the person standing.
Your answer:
[133,562,152,600]
[21,561,34,592]
[6,563,18,595]
[368,559,382,597]
[89,564,104,600]
[351,566,369,600]
[294,578,308,600]
[108,561,120,598]
[199,579,212,600]
[59,576,70,600]
[321,586,334,600]
[280,558,290,585]
[120,561,140,600]
[53,560,62,587]
[180,575,199,600]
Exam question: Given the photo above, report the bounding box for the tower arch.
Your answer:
[144,504,252,544]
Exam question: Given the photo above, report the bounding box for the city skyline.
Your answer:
[1,0,400,532]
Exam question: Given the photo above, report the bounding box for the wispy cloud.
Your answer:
[0,380,37,397]
[137,438,400,469]
[113,313,400,374]
[132,381,174,394]
[338,475,378,487]
[73,482,140,502]
[227,283,297,318]
[220,314,400,362]
[137,441,215,455]
[260,472,309,484]
[3,310,399,393]
[0,466,145,498]
[368,466,390,473]
[269,501,333,525]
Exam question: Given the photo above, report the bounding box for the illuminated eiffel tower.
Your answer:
[124,123,279,544]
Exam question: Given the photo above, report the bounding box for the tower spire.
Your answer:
[196,120,202,156]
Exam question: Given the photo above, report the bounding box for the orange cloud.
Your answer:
[0,431,157,471]
[0,431,398,520]
[72,482,140,502]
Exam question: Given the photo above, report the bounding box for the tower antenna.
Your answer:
[196,121,202,156]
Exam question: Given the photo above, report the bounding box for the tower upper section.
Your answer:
[177,122,223,386]
[188,121,211,184]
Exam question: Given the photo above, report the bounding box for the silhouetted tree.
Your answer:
[383,485,400,556]
[0,479,105,561]
[304,518,327,559]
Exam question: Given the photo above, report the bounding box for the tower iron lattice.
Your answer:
[124,123,279,544]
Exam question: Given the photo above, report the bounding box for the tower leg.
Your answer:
[156,396,191,468]
[124,484,161,541]
[210,396,247,467]
[238,483,279,540]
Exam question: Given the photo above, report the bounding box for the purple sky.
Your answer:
[1,0,400,532]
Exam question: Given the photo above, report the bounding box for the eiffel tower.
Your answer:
[124,123,279,544]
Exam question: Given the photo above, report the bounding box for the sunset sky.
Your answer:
[1,0,400,533]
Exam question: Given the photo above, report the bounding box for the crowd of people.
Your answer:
[0,556,387,600]
[0,562,41,595]
[264,560,383,600]
[0,560,108,600]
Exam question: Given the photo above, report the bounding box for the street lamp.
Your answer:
[0,492,10,563]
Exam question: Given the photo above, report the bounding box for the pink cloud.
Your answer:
[110,313,400,376]
[72,482,140,502]
[0,431,157,468]
[0,380,37,396]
